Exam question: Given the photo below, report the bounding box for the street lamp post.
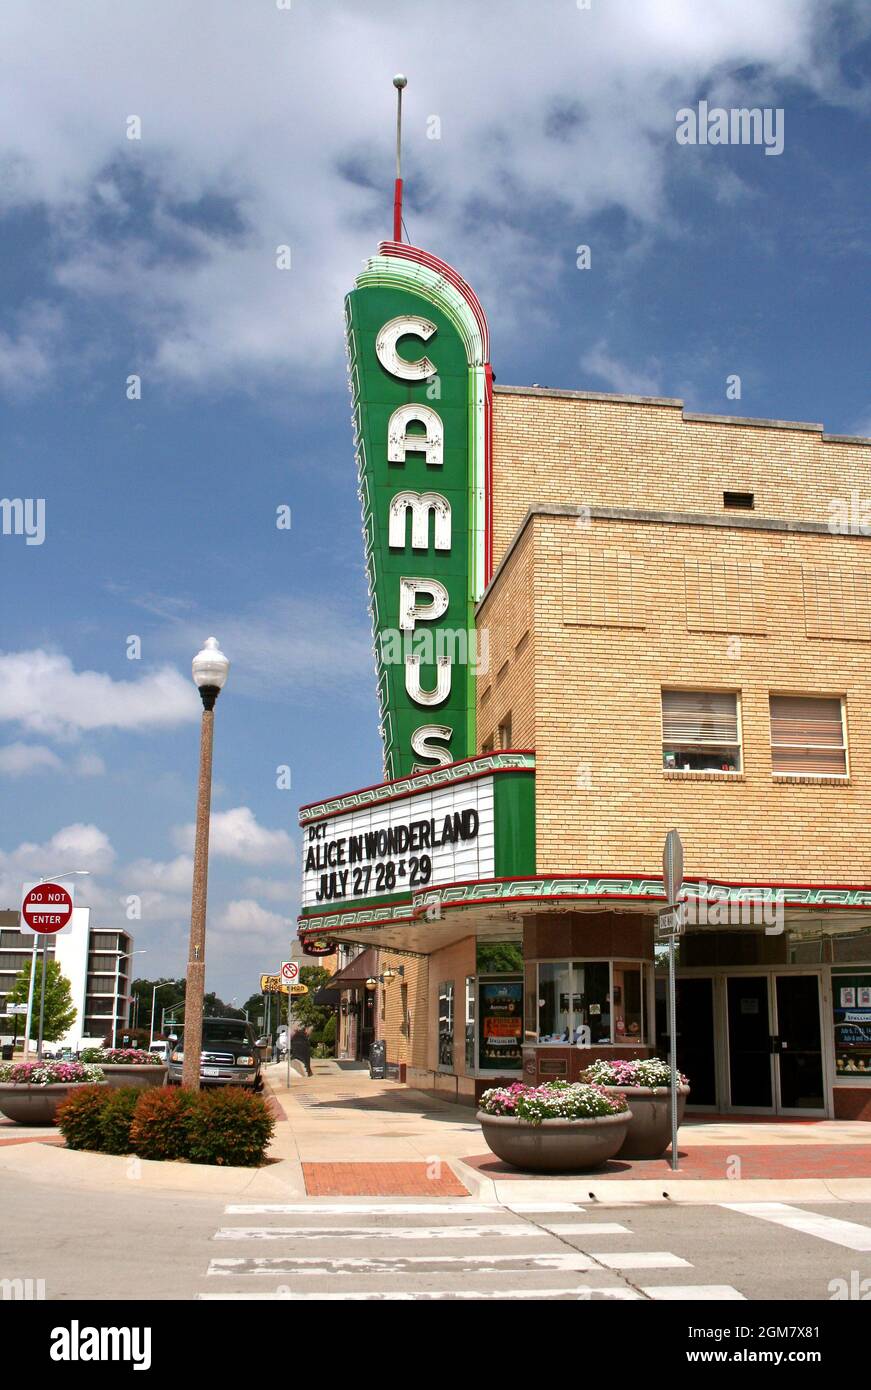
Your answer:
[111,950,146,1048]
[182,637,230,1091]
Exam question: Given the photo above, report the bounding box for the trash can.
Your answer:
[1,1045,13,1061]
[369,1040,386,1079]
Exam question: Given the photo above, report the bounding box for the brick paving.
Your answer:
[461,1144,871,1181]
[302,1161,470,1197]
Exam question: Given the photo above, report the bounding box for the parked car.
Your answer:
[166,1018,267,1090]
[148,1040,169,1062]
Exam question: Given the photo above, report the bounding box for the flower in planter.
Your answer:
[0,1060,104,1087]
[479,1079,628,1126]
[80,1048,163,1066]
[581,1058,689,1089]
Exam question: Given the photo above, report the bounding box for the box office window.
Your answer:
[536,961,646,1046]
[770,695,847,776]
[437,981,454,1071]
[662,689,741,772]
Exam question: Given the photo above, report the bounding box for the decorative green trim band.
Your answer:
[298,871,871,938]
[298,750,535,824]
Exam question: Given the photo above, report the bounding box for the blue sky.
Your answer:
[1,0,870,999]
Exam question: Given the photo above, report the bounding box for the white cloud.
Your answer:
[0,742,62,777]
[242,876,298,904]
[125,855,194,895]
[211,898,296,958]
[580,341,666,398]
[173,806,294,866]
[0,649,198,737]
[0,822,116,907]
[74,753,106,777]
[0,0,864,387]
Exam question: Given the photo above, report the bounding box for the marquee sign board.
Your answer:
[345,241,492,780]
[299,753,535,928]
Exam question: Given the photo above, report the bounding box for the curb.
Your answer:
[448,1158,871,1205]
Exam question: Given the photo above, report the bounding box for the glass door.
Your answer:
[726,975,774,1110]
[773,974,825,1114]
[676,978,717,1108]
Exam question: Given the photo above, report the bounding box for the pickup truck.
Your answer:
[166,1017,267,1090]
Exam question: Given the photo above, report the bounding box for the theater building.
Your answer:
[298,234,871,1120]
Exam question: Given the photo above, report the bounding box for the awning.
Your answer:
[312,987,339,1007]
[320,947,379,990]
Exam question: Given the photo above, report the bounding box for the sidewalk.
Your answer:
[265,1061,871,1203]
[2,1061,871,1203]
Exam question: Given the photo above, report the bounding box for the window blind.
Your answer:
[662,690,739,745]
[770,695,846,774]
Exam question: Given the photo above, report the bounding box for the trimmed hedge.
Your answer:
[55,1084,109,1151]
[127,1087,197,1161]
[98,1086,141,1155]
[186,1088,276,1167]
[57,1083,274,1167]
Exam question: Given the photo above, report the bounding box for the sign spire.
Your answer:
[392,73,407,241]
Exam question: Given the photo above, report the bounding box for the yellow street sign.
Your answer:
[290,983,308,996]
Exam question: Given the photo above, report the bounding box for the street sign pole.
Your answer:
[22,934,38,1060]
[286,985,293,1087]
[37,936,48,1061]
[668,933,678,1171]
[662,829,684,1174]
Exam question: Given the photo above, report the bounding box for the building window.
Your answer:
[662,689,741,772]
[723,491,754,509]
[437,981,454,1070]
[465,977,476,1070]
[536,961,646,1046]
[832,973,871,1078]
[498,713,512,749]
[769,695,847,776]
[481,736,495,754]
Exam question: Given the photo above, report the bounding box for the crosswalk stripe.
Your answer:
[215,1225,543,1242]
[641,1285,746,1301]
[590,1251,692,1270]
[207,1252,598,1275]
[722,1202,871,1252]
[198,1286,642,1301]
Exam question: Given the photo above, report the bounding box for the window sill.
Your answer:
[772,774,850,786]
[663,770,744,782]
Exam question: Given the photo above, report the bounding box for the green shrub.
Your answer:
[98,1086,140,1155]
[129,1086,196,1161]
[321,1014,336,1046]
[185,1087,275,1167]
[56,1084,110,1150]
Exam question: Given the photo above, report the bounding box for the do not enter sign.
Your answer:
[21,882,74,935]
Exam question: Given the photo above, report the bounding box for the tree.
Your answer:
[9,959,76,1042]
[242,993,266,1029]
[130,977,186,1036]
[290,966,335,1037]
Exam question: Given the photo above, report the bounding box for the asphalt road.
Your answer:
[3,1169,871,1302]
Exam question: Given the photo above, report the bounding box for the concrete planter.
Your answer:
[476,1109,630,1172]
[601,1085,690,1158]
[99,1064,167,1091]
[0,1081,108,1126]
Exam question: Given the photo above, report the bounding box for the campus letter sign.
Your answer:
[345,242,493,778]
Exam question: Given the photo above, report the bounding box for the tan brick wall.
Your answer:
[406,937,477,1100]
[476,522,535,751]
[492,387,871,565]
[378,951,428,1071]
[530,511,871,882]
